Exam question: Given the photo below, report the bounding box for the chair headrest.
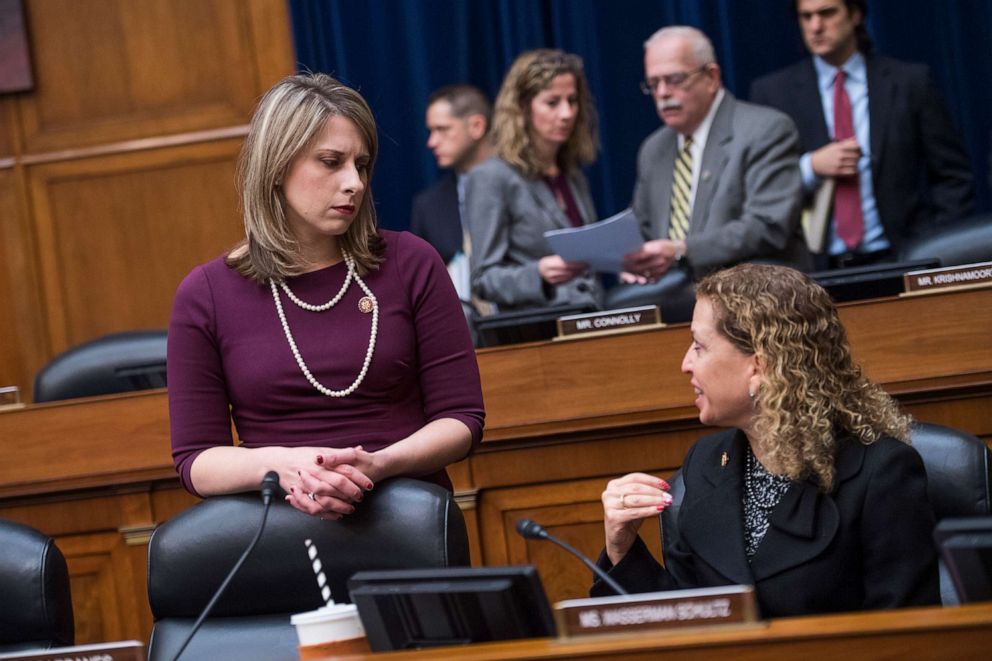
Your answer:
[147,477,467,619]
[0,520,74,648]
[900,213,992,267]
[33,330,168,403]
[911,422,992,520]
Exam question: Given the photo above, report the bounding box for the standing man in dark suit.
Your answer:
[615,26,808,321]
[750,0,974,269]
[410,85,493,304]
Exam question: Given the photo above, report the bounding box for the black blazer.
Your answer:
[410,172,463,265]
[594,429,940,618]
[750,55,974,251]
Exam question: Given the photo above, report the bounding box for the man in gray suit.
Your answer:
[623,26,810,284]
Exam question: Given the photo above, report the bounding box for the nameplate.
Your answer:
[553,585,759,637]
[556,305,662,340]
[0,641,145,661]
[0,385,22,410]
[903,261,992,295]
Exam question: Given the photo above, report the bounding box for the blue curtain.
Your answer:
[289,0,991,231]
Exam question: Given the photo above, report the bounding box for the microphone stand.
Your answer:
[516,519,628,596]
[171,471,280,661]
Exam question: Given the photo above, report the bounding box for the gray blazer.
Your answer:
[463,157,602,309]
[632,92,811,274]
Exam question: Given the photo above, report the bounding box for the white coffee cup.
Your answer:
[291,603,369,657]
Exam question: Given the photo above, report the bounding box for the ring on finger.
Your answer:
[620,493,629,509]
[307,491,317,502]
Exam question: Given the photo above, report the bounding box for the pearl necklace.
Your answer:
[270,251,378,397]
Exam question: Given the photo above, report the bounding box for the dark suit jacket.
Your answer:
[410,172,463,265]
[633,92,811,275]
[750,55,974,251]
[593,429,940,618]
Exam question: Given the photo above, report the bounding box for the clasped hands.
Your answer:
[602,472,674,566]
[284,446,377,520]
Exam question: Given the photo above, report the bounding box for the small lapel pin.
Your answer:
[702,169,712,181]
[720,451,729,468]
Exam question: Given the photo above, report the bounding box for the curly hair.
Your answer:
[491,49,599,178]
[696,264,910,491]
[228,72,383,283]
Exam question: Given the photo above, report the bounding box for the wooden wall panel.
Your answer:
[59,531,141,644]
[0,99,16,158]
[28,140,244,350]
[17,0,288,152]
[0,165,47,398]
[479,477,663,605]
[0,0,293,398]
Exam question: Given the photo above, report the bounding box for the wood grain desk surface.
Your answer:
[329,602,992,660]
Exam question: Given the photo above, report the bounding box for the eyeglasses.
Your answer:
[640,65,709,95]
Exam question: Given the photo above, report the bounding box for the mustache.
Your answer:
[657,99,682,112]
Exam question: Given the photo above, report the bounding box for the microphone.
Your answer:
[260,470,280,505]
[515,518,628,596]
[171,471,281,661]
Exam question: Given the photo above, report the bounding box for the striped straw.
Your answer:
[304,538,333,605]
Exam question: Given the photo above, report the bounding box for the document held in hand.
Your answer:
[544,208,644,274]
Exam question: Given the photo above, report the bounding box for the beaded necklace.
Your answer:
[270,251,378,397]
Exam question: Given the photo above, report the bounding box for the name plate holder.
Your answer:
[555,305,663,341]
[553,585,761,638]
[902,261,992,297]
[0,641,145,661]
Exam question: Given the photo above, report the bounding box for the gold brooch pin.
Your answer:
[358,296,374,314]
[720,452,729,467]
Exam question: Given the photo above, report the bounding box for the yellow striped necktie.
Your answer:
[669,136,693,241]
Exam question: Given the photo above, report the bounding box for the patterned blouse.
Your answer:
[743,446,793,559]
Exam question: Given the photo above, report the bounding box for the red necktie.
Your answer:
[832,69,864,249]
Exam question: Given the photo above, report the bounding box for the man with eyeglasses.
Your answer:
[750,0,973,270]
[621,26,809,300]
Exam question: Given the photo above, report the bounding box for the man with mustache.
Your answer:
[621,26,810,304]
[750,0,973,270]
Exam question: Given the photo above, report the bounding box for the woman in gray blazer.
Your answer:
[464,49,602,311]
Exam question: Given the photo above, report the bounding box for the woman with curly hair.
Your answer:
[463,49,602,311]
[594,263,939,616]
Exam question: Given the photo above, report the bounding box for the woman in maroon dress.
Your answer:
[168,73,484,519]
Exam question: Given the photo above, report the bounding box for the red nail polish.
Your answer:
[367,482,374,490]
[316,455,324,465]
[657,504,666,511]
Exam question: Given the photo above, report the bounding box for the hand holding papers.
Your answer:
[544,208,644,274]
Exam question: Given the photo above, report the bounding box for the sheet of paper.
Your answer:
[544,208,644,273]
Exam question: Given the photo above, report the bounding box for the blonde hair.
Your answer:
[228,72,383,282]
[491,49,599,178]
[696,264,911,491]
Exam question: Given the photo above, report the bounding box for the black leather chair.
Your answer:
[33,330,167,403]
[899,213,992,267]
[906,422,992,604]
[661,422,992,606]
[0,520,74,653]
[146,477,469,661]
